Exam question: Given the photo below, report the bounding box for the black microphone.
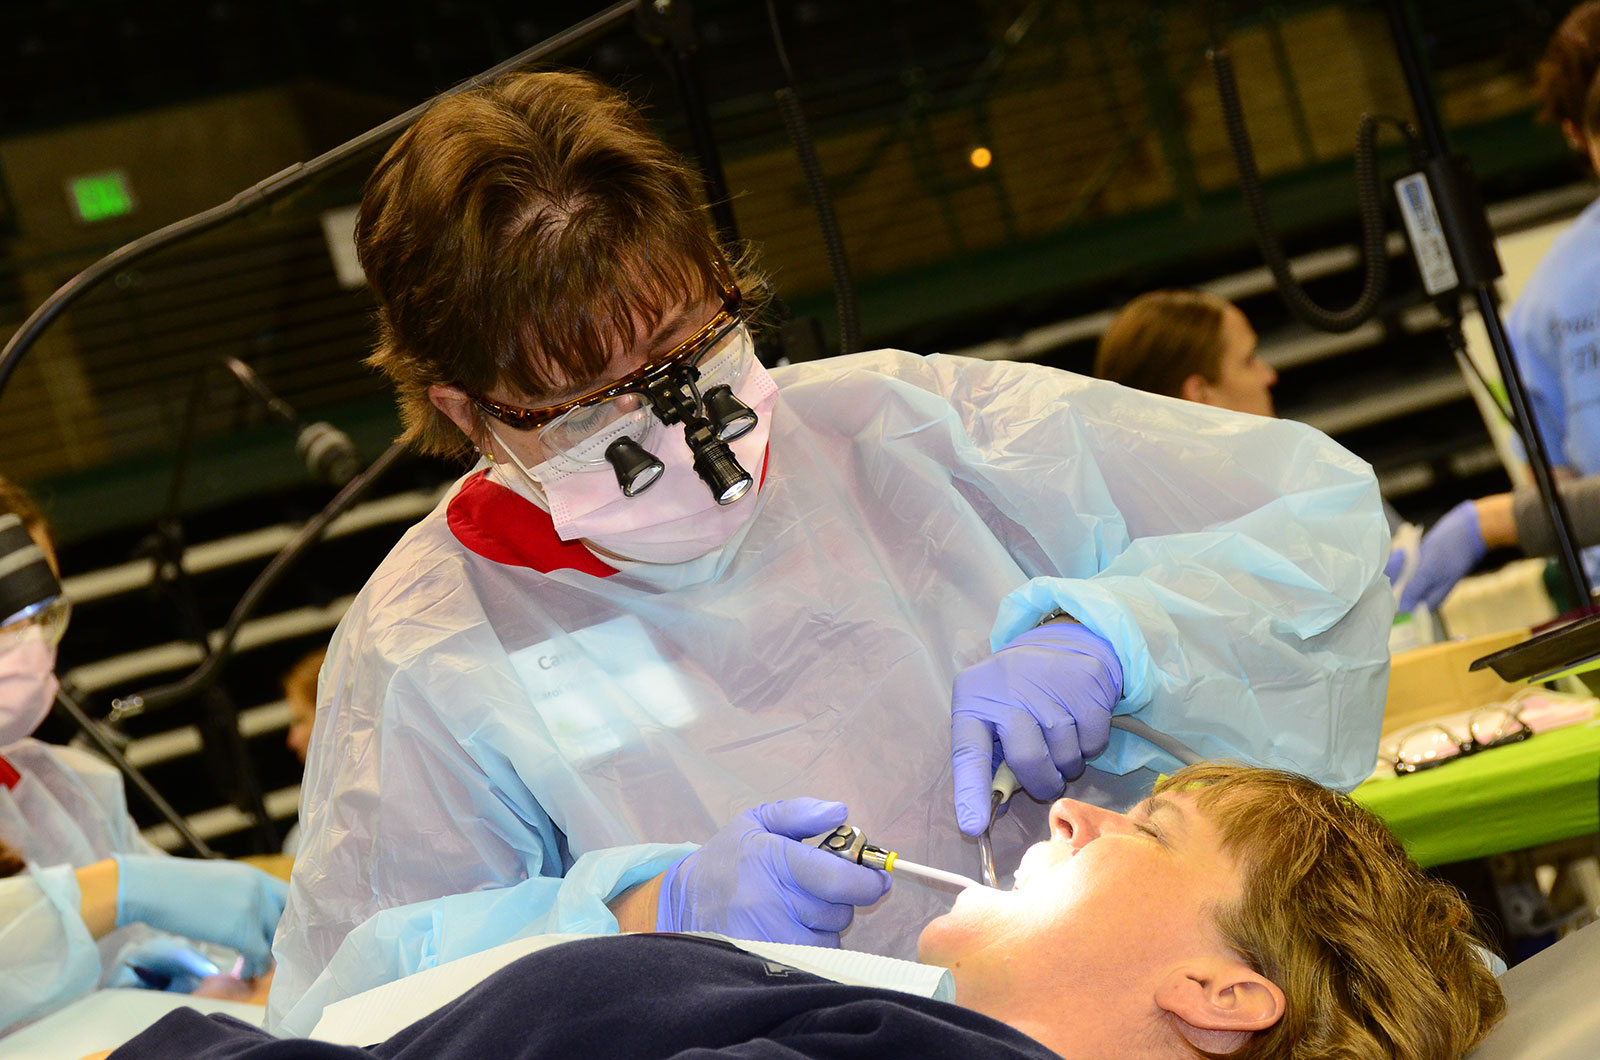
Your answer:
[296,421,363,488]
[222,357,362,486]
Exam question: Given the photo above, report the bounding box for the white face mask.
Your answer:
[0,636,59,745]
[492,329,779,565]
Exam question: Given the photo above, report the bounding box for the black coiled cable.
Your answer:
[1210,46,1417,333]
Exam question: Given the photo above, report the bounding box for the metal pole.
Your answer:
[1383,0,1592,605]
[636,0,740,245]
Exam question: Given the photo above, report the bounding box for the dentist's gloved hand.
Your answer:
[951,620,1122,836]
[113,855,288,978]
[1391,500,1486,612]
[105,937,220,994]
[657,799,891,947]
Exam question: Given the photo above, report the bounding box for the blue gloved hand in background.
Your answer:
[1389,500,1486,612]
[950,620,1122,836]
[113,855,288,978]
[656,799,891,947]
[104,937,220,994]
[1382,548,1405,584]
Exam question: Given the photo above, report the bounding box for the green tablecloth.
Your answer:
[1353,721,1600,867]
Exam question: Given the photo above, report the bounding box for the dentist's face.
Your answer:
[918,792,1244,989]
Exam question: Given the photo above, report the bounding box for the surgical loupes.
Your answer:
[641,367,755,504]
[817,824,986,890]
[978,762,1019,889]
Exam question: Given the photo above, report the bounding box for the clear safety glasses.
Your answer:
[0,595,71,652]
[471,281,751,466]
[1383,704,1532,776]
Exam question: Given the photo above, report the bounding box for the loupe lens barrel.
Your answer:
[703,385,757,441]
[692,438,753,505]
[605,437,664,496]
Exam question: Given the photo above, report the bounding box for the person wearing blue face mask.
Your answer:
[0,478,288,1034]
[266,70,1390,1035]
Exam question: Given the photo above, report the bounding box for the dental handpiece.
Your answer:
[977,762,1019,889]
[816,824,987,890]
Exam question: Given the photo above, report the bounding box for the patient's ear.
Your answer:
[1155,959,1285,1054]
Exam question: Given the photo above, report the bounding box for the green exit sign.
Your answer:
[68,170,136,223]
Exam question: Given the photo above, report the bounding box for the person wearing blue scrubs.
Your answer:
[1512,6,1600,485]
[1373,6,1600,610]
[0,481,287,1034]
[266,70,1391,1034]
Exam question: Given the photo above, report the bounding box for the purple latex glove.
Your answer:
[950,621,1122,836]
[1395,500,1486,612]
[657,799,891,947]
[1383,548,1405,583]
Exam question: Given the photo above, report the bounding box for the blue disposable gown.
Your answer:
[1508,196,1600,476]
[0,739,168,1032]
[267,351,1392,1033]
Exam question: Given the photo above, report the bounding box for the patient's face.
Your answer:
[919,792,1244,984]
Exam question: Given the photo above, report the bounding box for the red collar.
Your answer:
[0,754,19,790]
[446,472,619,576]
[447,451,769,574]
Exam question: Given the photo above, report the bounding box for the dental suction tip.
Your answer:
[889,857,987,891]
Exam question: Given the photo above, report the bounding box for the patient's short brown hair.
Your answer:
[1156,763,1504,1060]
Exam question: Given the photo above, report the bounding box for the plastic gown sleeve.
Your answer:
[266,623,695,1031]
[269,842,691,1037]
[960,370,1392,791]
[0,864,103,1032]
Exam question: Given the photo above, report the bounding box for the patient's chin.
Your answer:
[916,908,965,965]
[916,890,1001,966]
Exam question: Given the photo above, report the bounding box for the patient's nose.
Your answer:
[1049,798,1128,851]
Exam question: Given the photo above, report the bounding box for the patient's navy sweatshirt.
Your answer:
[111,935,1062,1060]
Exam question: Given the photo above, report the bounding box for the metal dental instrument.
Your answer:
[818,825,987,890]
[978,762,1019,889]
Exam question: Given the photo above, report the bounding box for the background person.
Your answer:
[1092,288,1277,416]
[1397,28,1600,612]
[278,646,325,858]
[0,476,288,1032]
[268,69,1392,1030]
[1507,3,1600,488]
[125,765,1502,1060]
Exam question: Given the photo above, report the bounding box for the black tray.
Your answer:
[1469,612,1600,683]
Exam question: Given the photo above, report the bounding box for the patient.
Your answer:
[97,764,1502,1060]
